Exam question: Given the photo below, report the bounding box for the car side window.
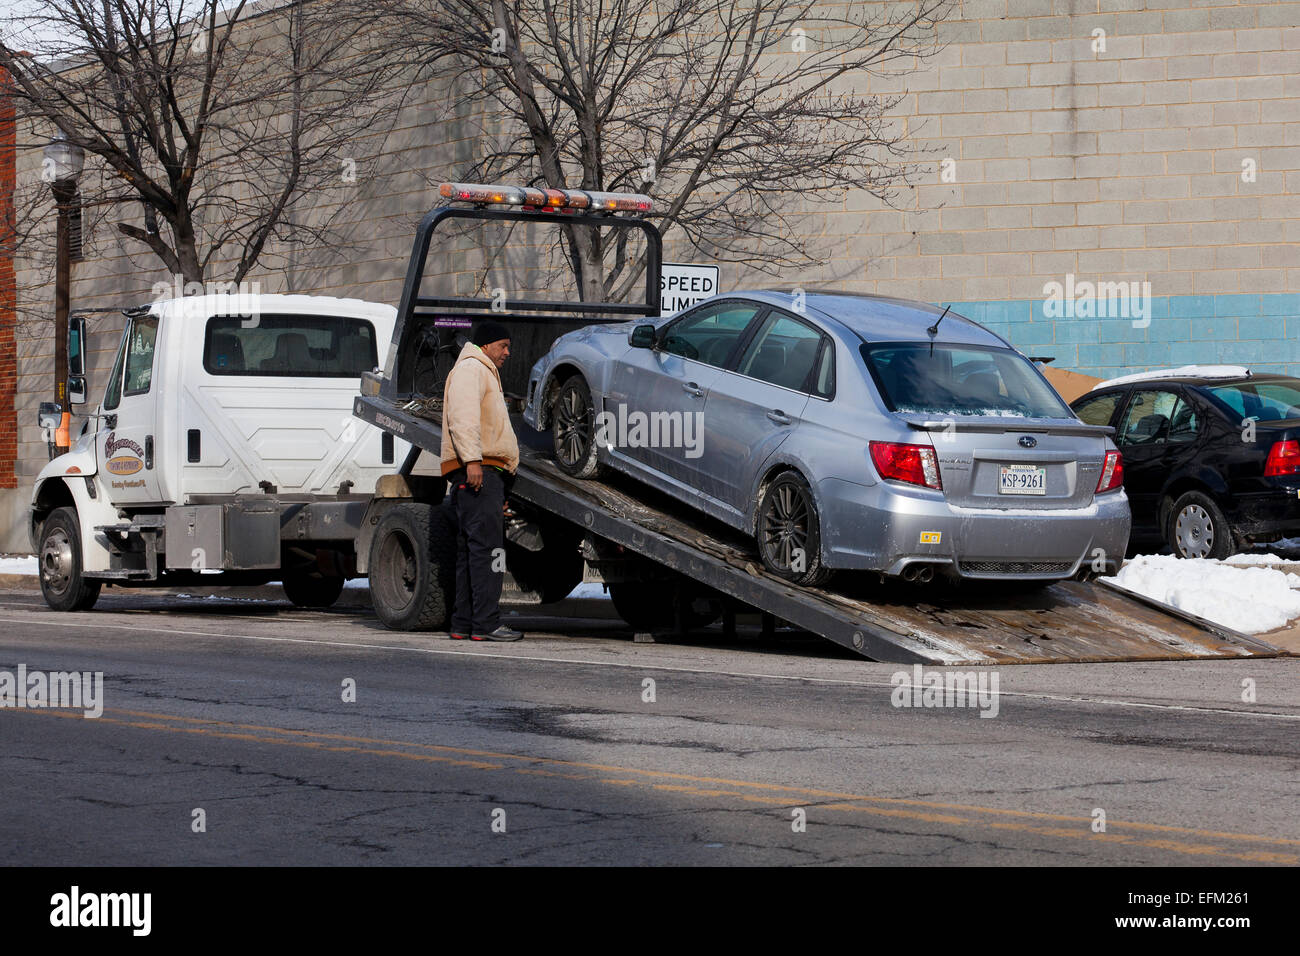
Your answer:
[1118,389,1181,445]
[736,312,825,392]
[1073,392,1121,427]
[1167,397,1199,443]
[659,303,760,367]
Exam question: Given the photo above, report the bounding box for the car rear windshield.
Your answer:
[204,315,377,377]
[1207,381,1300,421]
[862,343,1072,418]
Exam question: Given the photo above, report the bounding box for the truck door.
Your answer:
[100,312,166,504]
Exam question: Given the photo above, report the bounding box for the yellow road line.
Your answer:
[7,705,1296,862]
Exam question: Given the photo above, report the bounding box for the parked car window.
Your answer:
[659,303,760,367]
[1073,391,1122,427]
[862,343,1072,418]
[122,314,159,396]
[1208,382,1300,421]
[1167,398,1199,443]
[736,312,825,392]
[1117,389,1186,445]
[203,315,378,377]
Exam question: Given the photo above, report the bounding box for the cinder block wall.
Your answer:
[730,0,1300,379]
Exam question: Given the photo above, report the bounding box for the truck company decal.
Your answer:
[104,432,144,475]
[374,413,406,435]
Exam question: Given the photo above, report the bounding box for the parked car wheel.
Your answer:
[368,503,456,630]
[38,506,101,612]
[551,374,605,479]
[1167,491,1235,560]
[755,472,832,587]
[281,572,346,608]
[607,582,721,632]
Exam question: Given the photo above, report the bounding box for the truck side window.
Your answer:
[123,315,159,396]
[102,327,129,410]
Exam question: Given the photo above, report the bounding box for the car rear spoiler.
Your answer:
[899,415,1116,438]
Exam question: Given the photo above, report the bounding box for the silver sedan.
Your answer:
[523,291,1130,586]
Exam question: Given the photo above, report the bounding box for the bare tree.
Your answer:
[1,0,402,285]
[364,0,952,303]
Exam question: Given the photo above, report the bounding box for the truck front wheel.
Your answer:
[38,506,101,612]
[368,503,456,631]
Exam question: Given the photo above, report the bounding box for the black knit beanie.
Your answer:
[472,320,511,347]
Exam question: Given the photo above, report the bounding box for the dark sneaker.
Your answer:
[450,633,470,640]
[472,626,523,642]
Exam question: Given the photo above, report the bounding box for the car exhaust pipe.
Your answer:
[901,565,920,583]
[916,565,935,584]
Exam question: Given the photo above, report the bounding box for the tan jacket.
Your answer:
[440,342,520,475]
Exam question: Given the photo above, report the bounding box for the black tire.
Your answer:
[551,374,605,479]
[755,471,832,587]
[281,572,346,608]
[607,582,721,632]
[506,534,584,604]
[1167,491,1236,560]
[368,502,456,630]
[38,506,101,612]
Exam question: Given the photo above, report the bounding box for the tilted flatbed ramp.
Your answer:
[354,397,1281,665]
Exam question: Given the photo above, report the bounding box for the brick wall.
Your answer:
[0,65,16,492]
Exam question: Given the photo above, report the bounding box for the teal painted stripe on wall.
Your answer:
[942,294,1300,379]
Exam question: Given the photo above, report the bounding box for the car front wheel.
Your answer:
[551,374,605,479]
[1167,491,1235,560]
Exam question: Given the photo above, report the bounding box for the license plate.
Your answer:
[999,464,1046,495]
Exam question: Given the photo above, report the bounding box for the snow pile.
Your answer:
[0,556,37,575]
[1106,554,1300,634]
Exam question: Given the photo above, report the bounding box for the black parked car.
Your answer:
[1070,369,1300,558]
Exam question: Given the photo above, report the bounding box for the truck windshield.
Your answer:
[862,343,1072,418]
[204,315,377,377]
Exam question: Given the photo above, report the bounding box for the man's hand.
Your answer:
[466,461,484,491]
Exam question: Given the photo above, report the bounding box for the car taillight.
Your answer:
[1096,450,1123,493]
[870,441,942,490]
[1264,439,1300,476]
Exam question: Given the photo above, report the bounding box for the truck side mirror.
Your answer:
[629,324,656,349]
[68,376,86,405]
[38,402,62,429]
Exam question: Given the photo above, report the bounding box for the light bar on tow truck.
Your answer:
[439,181,652,213]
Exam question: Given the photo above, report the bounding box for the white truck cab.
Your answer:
[31,293,408,611]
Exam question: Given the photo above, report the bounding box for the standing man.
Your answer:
[441,320,522,641]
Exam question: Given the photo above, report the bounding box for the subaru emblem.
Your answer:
[1018,435,1037,448]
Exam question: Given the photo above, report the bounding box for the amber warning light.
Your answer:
[439,182,652,213]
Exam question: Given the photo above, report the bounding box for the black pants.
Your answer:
[448,467,509,635]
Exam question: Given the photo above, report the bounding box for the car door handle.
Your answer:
[682,382,704,397]
[766,410,792,425]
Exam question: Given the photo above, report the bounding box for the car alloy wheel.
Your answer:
[551,374,604,478]
[755,472,831,587]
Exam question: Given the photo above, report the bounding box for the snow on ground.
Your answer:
[0,556,37,575]
[1105,554,1300,634]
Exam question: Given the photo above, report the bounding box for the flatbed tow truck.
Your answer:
[353,183,1282,665]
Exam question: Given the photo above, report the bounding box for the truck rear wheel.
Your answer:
[368,503,456,630]
[38,506,101,612]
[281,572,346,609]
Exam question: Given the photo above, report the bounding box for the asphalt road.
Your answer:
[1,587,1297,866]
